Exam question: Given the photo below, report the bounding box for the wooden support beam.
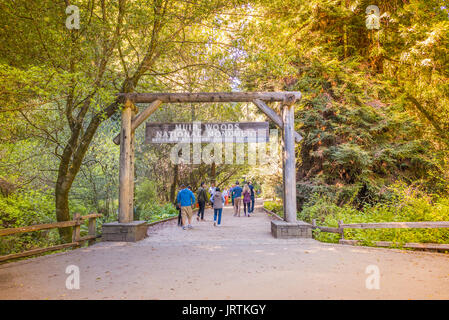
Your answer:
[0,242,80,263]
[72,212,81,243]
[119,92,302,103]
[113,99,162,145]
[88,217,96,246]
[129,109,136,220]
[0,213,102,237]
[282,98,297,223]
[118,102,133,223]
[0,220,78,237]
[252,99,303,143]
[339,239,449,251]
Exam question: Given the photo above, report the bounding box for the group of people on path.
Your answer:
[175,180,257,230]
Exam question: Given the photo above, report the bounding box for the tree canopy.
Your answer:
[0,0,448,252]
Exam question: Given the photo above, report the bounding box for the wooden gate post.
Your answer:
[129,108,136,219]
[118,100,135,223]
[282,96,297,223]
[103,99,156,242]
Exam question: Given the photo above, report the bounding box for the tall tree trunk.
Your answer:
[211,162,216,184]
[54,101,119,241]
[170,163,179,204]
[55,176,72,242]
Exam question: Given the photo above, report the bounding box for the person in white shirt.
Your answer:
[208,183,216,200]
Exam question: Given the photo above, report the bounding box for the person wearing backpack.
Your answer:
[210,187,226,227]
[197,182,207,221]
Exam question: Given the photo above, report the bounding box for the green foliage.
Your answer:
[138,203,178,223]
[0,190,54,228]
[1,0,449,257]
[299,184,449,247]
[135,177,177,222]
[263,200,283,217]
[0,190,59,255]
[239,0,449,209]
[0,189,108,255]
[135,178,158,205]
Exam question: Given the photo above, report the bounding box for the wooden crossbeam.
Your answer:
[113,93,304,145]
[118,92,302,103]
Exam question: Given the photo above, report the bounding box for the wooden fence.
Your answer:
[0,213,102,263]
[311,219,449,251]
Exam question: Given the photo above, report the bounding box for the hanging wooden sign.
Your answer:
[145,122,270,144]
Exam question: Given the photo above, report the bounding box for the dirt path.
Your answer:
[1,200,448,300]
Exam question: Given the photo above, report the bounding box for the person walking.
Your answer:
[177,184,196,230]
[230,184,235,206]
[242,183,252,217]
[222,187,229,206]
[248,181,255,214]
[175,186,183,227]
[176,202,182,227]
[196,182,207,221]
[232,181,243,217]
[209,182,216,206]
[210,187,225,227]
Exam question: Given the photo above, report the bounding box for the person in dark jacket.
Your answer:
[196,182,207,221]
[248,181,255,213]
[175,185,183,227]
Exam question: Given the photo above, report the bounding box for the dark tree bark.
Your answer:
[210,162,216,184]
[55,100,121,241]
[170,163,179,204]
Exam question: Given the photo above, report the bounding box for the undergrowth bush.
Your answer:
[138,202,178,222]
[299,184,449,247]
[263,200,283,217]
[0,190,59,255]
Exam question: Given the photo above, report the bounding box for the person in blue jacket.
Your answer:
[232,181,243,217]
[176,184,196,230]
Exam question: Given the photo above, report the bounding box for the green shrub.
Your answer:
[0,190,58,255]
[300,184,449,247]
[138,202,178,223]
[264,200,283,217]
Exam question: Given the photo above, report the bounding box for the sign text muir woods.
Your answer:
[145,122,270,144]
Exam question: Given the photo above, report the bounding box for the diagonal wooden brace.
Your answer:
[113,99,162,145]
[252,99,303,142]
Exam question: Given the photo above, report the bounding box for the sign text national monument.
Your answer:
[145,122,270,144]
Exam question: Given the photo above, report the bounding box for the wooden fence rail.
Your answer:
[0,213,102,263]
[311,219,449,251]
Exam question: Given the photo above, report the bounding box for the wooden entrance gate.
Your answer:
[105,92,308,241]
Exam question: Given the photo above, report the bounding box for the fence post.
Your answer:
[88,215,97,246]
[338,220,344,240]
[311,219,316,239]
[72,213,81,243]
